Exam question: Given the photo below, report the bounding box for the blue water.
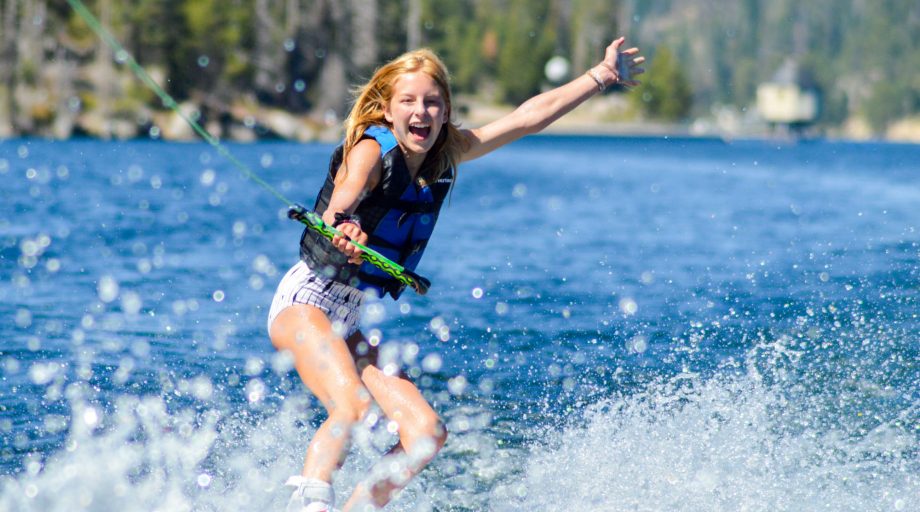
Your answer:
[1,136,918,511]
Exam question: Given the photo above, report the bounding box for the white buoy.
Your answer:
[544,56,570,83]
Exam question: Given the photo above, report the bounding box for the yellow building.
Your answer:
[756,59,819,125]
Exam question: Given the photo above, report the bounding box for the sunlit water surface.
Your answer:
[1,136,918,511]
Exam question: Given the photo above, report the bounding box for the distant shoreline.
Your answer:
[2,96,919,146]
[3,129,916,147]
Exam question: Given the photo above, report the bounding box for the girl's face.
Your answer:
[384,71,448,161]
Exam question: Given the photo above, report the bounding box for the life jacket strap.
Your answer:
[357,271,405,297]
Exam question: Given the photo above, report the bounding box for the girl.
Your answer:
[269,36,644,511]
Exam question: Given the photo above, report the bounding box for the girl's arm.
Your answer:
[322,138,383,263]
[460,36,643,162]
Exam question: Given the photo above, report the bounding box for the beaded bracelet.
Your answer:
[587,68,607,91]
[587,66,618,92]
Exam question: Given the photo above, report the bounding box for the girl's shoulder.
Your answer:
[362,125,398,155]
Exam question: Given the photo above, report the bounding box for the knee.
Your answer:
[431,418,448,451]
[326,388,373,426]
[405,415,447,463]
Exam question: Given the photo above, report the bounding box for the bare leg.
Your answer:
[270,304,372,483]
[342,357,448,510]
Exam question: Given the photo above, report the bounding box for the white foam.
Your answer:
[2,354,915,511]
[0,391,504,511]
[490,372,918,511]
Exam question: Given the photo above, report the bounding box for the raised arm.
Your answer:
[460,36,644,162]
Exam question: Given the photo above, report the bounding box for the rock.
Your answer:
[153,102,200,141]
[841,117,873,141]
[886,117,920,143]
[75,111,139,139]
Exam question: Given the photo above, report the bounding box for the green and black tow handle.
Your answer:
[287,205,431,295]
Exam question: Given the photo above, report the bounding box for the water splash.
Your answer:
[491,347,918,511]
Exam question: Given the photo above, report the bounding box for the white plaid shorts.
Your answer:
[267,260,365,337]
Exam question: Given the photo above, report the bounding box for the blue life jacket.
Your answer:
[299,125,452,298]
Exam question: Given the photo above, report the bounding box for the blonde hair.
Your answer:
[342,49,466,183]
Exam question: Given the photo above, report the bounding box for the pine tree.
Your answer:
[631,46,692,121]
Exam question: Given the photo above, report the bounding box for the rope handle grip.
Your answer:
[287,205,431,295]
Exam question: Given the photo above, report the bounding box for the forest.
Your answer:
[0,0,918,140]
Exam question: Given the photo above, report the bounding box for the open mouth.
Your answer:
[408,123,431,140]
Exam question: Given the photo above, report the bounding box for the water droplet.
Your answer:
[448,376,467,395]
[245,379,265,404]
[260,153,274,168]
[212,290,225,302]
[200,169,216,186]
[28,362,58,385]
[137,259,152,274]
[98,275,119,303]
[619,297,638,315]
[628,335,648,353]
[271,350,295,375]
[233,221,247,238]
[20,239,39,257]
[15,309,32,328]
[191,376,213,400]
[422,353,442,372]
[245,357,264,376]
[83,407,99,427]
[471,287,483,299]
[171,300,189,316]
[364,302,386,324]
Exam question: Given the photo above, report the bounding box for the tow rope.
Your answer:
[67,0,431,295]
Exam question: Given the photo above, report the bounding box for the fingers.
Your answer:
[618,45,645,86]
[332,223,367,264]
[621,50,645,68]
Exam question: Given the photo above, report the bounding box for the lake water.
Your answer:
[0,135,918,511]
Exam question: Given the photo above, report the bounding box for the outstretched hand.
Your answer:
[601,37,645,88]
